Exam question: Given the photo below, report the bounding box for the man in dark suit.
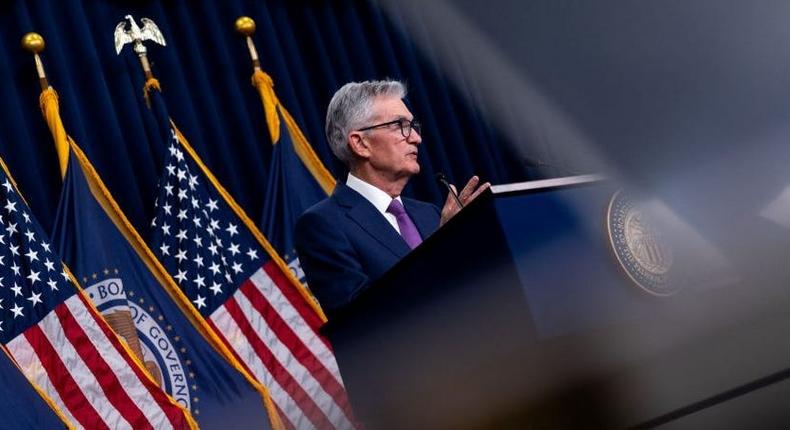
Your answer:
[295,80,489,318]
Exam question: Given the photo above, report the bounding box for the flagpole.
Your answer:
[21,32,49,91]
[235,16,261,72]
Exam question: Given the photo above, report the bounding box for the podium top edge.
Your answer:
[490,174,605,194]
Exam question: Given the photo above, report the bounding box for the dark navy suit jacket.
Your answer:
[294,183,440,318]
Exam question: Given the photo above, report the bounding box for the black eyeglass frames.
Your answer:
[357,118,421,138]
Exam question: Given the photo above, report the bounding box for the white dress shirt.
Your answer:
[346,173,402,234]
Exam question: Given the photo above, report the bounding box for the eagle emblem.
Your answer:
[607,190,680,296]
[114,15,166,55]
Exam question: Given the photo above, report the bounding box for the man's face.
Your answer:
[355,96,422,181]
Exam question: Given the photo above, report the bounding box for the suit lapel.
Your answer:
[334,184,411,258]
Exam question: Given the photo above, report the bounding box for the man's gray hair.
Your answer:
[325,80,407,166]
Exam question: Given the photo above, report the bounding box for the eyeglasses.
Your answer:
[357,118,421,138]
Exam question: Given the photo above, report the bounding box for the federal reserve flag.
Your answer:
[50,141,275,429]
[252,70,335,286]
[0,157,195,429]
[145,81,355,430]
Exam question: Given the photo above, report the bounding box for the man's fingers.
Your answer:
[443,184,461,210]
[467,181,491,201]
[441,178,489,226]
[458,176,479,199]
[445,176,488,211]
[459,177,490,203]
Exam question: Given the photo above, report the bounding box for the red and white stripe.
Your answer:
[208,261,355,430]
[6,294,190,430]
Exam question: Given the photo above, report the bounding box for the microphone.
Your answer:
[435,173,464,209]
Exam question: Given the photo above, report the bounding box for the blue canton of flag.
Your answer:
[145,83,355,430]
[51,143,274,429]
[0,175,73,341]
[150,136,259,315]
[0,161,193,429]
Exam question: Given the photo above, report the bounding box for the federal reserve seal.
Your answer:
[607,191,679,296]
[85,275,195,411]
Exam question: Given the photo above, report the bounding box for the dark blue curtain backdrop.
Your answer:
[0,0,534,235]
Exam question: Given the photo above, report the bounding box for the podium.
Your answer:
[324,176,790,429]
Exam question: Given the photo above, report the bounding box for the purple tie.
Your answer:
[387,199,423,249]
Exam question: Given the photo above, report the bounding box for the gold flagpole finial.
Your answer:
[22,32,49,91]
[235,16,261,71]
[114,15,166,80]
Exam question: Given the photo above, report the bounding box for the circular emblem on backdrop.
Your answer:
[607,191,679,296]
[85,276,194,411]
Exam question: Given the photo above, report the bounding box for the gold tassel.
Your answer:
[251,70,281,144]
[143,77,162,108]
[38,88,69,179]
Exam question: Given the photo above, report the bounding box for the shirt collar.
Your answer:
[346,173,402,214]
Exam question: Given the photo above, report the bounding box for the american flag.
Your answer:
[0,167,193,429]
[149,125,355,430]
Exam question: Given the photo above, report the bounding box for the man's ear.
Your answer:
[347,132,371,159]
